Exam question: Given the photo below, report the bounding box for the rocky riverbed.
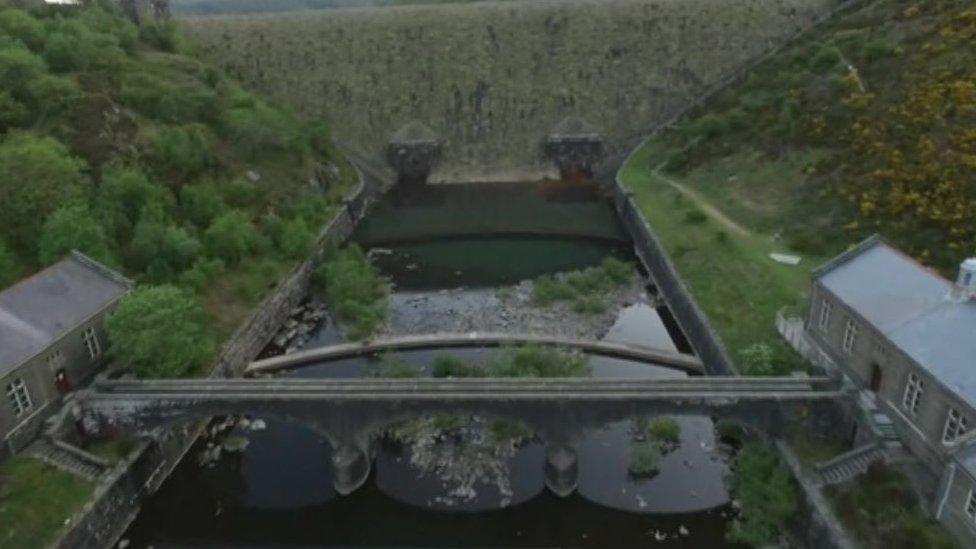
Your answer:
[380,273,652,341]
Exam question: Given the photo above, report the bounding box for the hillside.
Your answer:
[622,0,974,373]
[0,0,356,349]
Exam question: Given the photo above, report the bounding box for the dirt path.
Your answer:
[651,162,752,238]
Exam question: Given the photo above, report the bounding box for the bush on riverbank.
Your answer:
[826,463,957,549]
[628,441,663,477]
[488,344,590,378]
[727,443,797,547]
[628,416,681,478]
[532,257,634,314]
[314,244,389,340]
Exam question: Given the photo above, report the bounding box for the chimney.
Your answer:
[952,258,976,302]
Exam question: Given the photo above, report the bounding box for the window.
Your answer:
[967,490,976,520]
[902,373,923,414]
[6,378,32,417]
[82,327,101,360]
[46,350,64,371]
[943,408,969,444]
[843,318,858,353]
[818,299,832,332]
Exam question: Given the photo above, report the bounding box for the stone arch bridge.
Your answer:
[79,375,848,496]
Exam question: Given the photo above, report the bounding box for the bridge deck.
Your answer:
[245,333,705,375]
[91,376,838,402]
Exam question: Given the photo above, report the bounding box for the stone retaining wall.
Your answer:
[56,165,383,549]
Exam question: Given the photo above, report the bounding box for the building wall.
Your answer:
[1,305,119,453]
[939,466,976,545]
[806,283,974,474]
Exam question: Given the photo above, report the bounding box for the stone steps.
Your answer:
[816,444,886,486]
[26,439,109,482]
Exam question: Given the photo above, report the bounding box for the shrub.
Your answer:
[647,417,681,444]
[220,177,260,208]
[0,90,25,130]
[177,257,225,292]
[107,284,214,378]
[432,354,485,378]
[139,19,183,52]
[628,441,662,478]
[150,125,213,185]
[314,245,388,340]
[221,100,305,160]
[43,18,126,73]
[488,420,531,446]
[203,210,258,264]
[572,294,606,314]
[179,180,227,229]
[276,217,314,260]
[808,45,842,74]
[684,209,708,224]
[531,258,633,310]
[370,354,419,378]
[128,207,201,279]
[489,344,590,378]
[37,205,114,266]
[727,443,798,547]
[739,343,777,376]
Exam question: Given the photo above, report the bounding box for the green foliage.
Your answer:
[128,206,202,281]
[179,180,227,229]
[42,17,127,73]
[808,44,842,74]
[314,245,388,340]
[219,177,260,208]
[0,238,17,287]
[276,216,314,259]
[0,132,88,255]
[0,8,43,50]
[432,354,485,377]
[150,125,213,185]
[531,257,633,314]
[177,257,226,292]
[684,209,708,224]
[0,456,94,549]
[628,441,662,477]
[97,163,172,243]
[727,443,798,547]
[220,100,305,160]
[37,205,114,266]
[107,285,215,378]
[203,210,258,264]
[370,354,420,378]
[636,416,681,444]
[738,342,789,376]
[827,463,957,549]
[488,419,532,446]
[139,19,183,53]
[488,344,590,378]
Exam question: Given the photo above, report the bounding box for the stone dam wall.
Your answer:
[182,0,840,180]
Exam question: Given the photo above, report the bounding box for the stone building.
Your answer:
[805,235,976,544]
[0,252,131,457]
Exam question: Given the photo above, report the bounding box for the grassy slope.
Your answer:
[621,0,975,373]
[0,458,93,549]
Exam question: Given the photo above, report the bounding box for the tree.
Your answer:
[37,205,114,266]
[0,9,45,51]
[97,162,172,244]
[128,206,201,280]
[0,238,18,288]
[203,210,257,264]
[107,285,214,378]
[0,132,89,255]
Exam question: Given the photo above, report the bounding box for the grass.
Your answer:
[532,257,632,315]
[621,142,826,374]
[826,463,957,549]
[0,457,94,549]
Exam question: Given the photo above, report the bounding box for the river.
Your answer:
[121,181,733,547]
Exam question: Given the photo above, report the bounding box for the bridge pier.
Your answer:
[331,439,373,496]
[544,440,579,497]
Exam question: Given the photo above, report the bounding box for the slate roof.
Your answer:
[0,252,131,377]
[815,236,976,408]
